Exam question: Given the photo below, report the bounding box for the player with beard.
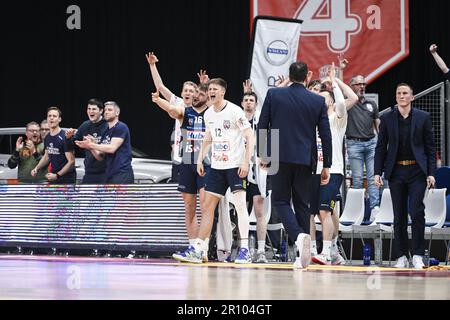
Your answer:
[66,99,108,184]
[145,52,197,183]
[8,121,47,183]
[75,101,134,184]
[152,83,211,259]
[173,78,255,264]
[31,107,76,184]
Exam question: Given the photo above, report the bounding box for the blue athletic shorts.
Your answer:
[310,173,343,215]
[205,167,246,196]
[177,164,209,194]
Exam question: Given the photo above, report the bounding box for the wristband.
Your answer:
[56,173,61,179]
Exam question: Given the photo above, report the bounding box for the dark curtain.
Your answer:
[0,0,448,159]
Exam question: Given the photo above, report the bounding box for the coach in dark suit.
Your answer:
[258,61,332,269]
[374,83,436,269]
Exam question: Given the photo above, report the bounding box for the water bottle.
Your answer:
[423,249,430,267]
[429,258,439,266]
[280,239,287,262]
[249,234,256,260]
[374,237,382,265]
[363,243,371,266]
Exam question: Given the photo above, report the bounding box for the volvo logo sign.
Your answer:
[265,40,289,66]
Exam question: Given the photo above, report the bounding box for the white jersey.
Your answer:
[170,95,186,164]
[316,111,347,174]
[205,101,251,170]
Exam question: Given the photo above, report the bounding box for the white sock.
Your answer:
[202,238,210,254]
[322,240,332,258]
[257,240,265,253]
[193,238,204,252]
[331,237,338,255]
[240,239,249,250]
[189,239,196,246]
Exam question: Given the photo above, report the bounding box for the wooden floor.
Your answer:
[0,255,448,300]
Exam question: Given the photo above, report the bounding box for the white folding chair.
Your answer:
[352,188,395,265]
[338,188,365,264]
[422,188,448,263]
[424,188,447,230]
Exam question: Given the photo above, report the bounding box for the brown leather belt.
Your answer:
[396,160,417,165]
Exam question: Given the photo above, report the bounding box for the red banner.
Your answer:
[251,0,409,84]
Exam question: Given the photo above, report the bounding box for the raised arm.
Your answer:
[145,52,174,101]
[430,44,449,74]
[151,90,184,120]
[335,78,358,110]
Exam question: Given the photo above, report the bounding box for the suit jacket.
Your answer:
[258,82,332,169]
[374,107,436,180]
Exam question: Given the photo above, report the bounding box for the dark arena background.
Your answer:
[0,0,449,304]
[0,1,448,160]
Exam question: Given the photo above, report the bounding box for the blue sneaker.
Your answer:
[172,246,203,263]
[234,248,252,264]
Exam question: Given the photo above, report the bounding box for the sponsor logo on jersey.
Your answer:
[186,131,205,141]
[47,142,61,155]
[213,152,229,162]
[213,142,230,152]
[366,103,373,112]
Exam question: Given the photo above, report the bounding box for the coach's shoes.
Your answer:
[394,255,409,268]
[294,233,311,269]
[234,248,252,264]
[412,255,425,269]
[312,253,332,265]
[172,246,203,264]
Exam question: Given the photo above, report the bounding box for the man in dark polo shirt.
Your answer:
[374,83,436,269]
[346,75,380,219]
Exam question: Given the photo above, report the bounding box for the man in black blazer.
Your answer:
[374,83,436,269]
[258,61,332,269]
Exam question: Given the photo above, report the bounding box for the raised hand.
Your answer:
[151,90,160,102]
[329,62,336,82]
[145,52,159,65]
[429,44,438,54]
[337,53,349,70]
[25,140,36,154]
[243,79,253,93]
[15,136,24,151]
[197,69,210,84]
[65,128,77,139]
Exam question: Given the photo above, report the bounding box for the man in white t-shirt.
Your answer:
[173,78,255,264]
[309,64,358,265]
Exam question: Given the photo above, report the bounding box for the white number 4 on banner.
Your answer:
[295,0,361,52]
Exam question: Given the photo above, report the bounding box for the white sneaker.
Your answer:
[312,253,332,265]
[217,250,231,262]
[394,255,409,268]
[294,233,311,269]
[370,206,380,221]
[331,252,346,265]
[311,247,318,257]
[255,251,268,263]
[412,255,425,269]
